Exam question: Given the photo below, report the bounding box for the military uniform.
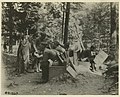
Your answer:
[38,40,67,83]
[31,35,47,72]
[88,46,97,72]
[41,47,59,83]
[17,37,30,74]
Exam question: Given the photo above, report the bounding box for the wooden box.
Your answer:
[49,66,66,79]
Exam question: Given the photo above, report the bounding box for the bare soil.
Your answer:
[1,52,117,95]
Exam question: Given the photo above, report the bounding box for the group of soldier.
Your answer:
[16,32,97,83]
[17,32,67,83]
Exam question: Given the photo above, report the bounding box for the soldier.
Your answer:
[17,35,30,74]
[32,32,49,72]
[78,45,97,72]
[40,42,56,83]
[89,45,97,72]
[40,41,66,83]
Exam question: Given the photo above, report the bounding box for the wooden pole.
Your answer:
[62,2,65,43]
[110,2,117,60]
[7,3,14,53]
[110,2,116,43]
[64,2,70,47]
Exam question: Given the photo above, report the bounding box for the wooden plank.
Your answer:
[79,61,91,66]
[66,66,77,78]
[49,66,66,79]
[73,51,78,66]
[94,50,108,65]
[74,62,91,73]
[69,57,76,71]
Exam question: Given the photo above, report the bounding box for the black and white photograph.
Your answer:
[1,1,119,95]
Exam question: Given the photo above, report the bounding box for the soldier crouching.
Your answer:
[40,41,66,83]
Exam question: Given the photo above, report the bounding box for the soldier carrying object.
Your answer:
[40,41,66,83]
[31,32,47,72]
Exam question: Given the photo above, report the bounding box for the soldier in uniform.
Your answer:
[40,42,56,83]
[40,41,66,83]
[79,45,97,72]
[89,45,97,72]
[31,32,47,72]
[17,35,30,74]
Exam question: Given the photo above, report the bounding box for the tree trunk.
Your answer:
[110,2,117,61]
[7,3,14,53]
[64,2,70,47]
[110,3,116,39]
[62,3,65,43]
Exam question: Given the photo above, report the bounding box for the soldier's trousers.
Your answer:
[90,60,96,71]
[41,61,49,81]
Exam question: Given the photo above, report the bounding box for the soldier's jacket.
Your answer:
[18,39,30,65]
[17,38,31,73]
[42,48,59,62]
[34,37,51,54]
[56,45,65,53]
[42,45,66,67]
[79,50,96,62]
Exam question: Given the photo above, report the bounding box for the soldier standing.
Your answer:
[32,32,48,72]
[89,45,97,72]
[17,35,30,74]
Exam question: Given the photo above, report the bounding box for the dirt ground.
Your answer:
[1,53,118,95]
